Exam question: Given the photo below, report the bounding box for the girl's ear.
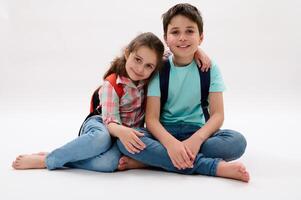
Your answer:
[124,48,130,60]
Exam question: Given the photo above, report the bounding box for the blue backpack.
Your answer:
[159,60,211,122]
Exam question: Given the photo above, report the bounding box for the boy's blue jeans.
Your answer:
[45,115,121,172]
[117,124,247,176]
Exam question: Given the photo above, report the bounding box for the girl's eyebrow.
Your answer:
[134,53,143,59]
[136,52,156,66]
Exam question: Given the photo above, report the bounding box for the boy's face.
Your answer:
[164,15,203,61]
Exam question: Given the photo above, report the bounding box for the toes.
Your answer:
[117,164,126,171]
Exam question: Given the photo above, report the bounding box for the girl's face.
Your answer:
[125,46,158,81]
[165,15,203,61]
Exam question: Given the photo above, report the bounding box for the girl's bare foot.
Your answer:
[12,154,47,170]
[216,161,250,182]
[117,156,147,171]
[32,152,49,156]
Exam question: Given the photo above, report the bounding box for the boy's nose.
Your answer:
[179,34,186,41]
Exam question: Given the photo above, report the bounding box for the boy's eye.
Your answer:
[170,30,179,35]
[187,29,194,34]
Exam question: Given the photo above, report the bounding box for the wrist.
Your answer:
[194,132,206,143]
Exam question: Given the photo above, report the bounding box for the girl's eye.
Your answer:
[135,57,142,63]
[171,31,179,35]
[187,29,194,34]
[145,64,154,70]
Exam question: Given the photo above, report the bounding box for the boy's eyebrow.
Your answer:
[186,26,196,29]
[169,26,197,30]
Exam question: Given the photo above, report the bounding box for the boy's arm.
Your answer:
[195,92,224,140]
[146,96,194,170]
[183,92,224,157]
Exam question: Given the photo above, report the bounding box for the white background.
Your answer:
[1,0,301,199]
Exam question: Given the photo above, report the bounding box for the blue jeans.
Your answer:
[45,115,121,172]
[117,124,247,176]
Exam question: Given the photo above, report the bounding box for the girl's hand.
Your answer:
[163,49,172,60]
[194,48,211,72]
[166,139,194,170]
[119,128,146,154]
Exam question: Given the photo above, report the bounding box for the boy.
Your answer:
[117,3,250,182]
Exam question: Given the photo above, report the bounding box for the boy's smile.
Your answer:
[165,15,203,66]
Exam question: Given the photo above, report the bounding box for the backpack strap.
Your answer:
[79,73,124,136]
[159,59,211,122]
[105,73,124,99]
[89,73,124,114]
[159,59,171,111]
[198,67,210,122]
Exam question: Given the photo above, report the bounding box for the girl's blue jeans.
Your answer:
[45,115,121,172]
[117,124,247,176]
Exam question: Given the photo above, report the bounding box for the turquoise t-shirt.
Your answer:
[147,56,226,127]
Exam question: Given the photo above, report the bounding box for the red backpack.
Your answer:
[78,73,124,136]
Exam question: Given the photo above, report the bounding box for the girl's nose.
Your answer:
[136,64,144,73]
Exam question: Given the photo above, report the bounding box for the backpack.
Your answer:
[159,59,211,122]
[78,73,124,136]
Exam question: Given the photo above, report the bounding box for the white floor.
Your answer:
[1,1,301,198]
[1,92,301,200]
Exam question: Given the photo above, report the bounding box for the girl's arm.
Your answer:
[107,123,145,154]
[164,48,211,71]
[101,81,145,154]
[194,48,212,72]
[146,96,194,170]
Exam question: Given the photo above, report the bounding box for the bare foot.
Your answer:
[12,154,47,170]
[216,161,250,182]
[117,156,147,171]
[32,152,49,156]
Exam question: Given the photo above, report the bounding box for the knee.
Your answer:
[116,139,130,155]
[86,130,112,155]
[225,129,247,160]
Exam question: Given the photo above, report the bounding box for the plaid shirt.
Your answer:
[99,75,146,128]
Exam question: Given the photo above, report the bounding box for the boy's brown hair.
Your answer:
[162,3,203,36]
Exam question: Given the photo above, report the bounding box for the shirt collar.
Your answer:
[116,75,146,89]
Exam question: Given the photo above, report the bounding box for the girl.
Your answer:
[12,32,211,172]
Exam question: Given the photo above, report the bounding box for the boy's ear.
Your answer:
[164,34,168,46]
[199,33,204,45]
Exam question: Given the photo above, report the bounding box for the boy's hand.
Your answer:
[194,48,211,72]
[119,128,146,154]
[166,139,194,170]
[182,135,204,162]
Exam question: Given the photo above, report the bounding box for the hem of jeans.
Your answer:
[45,153,54,170]
[210,158,222,176]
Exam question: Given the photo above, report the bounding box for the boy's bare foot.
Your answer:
[117,156,147,171]
[12,154,47,170]
[216,161,250,182]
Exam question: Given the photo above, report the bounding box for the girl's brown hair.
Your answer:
[103,32,164,80]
